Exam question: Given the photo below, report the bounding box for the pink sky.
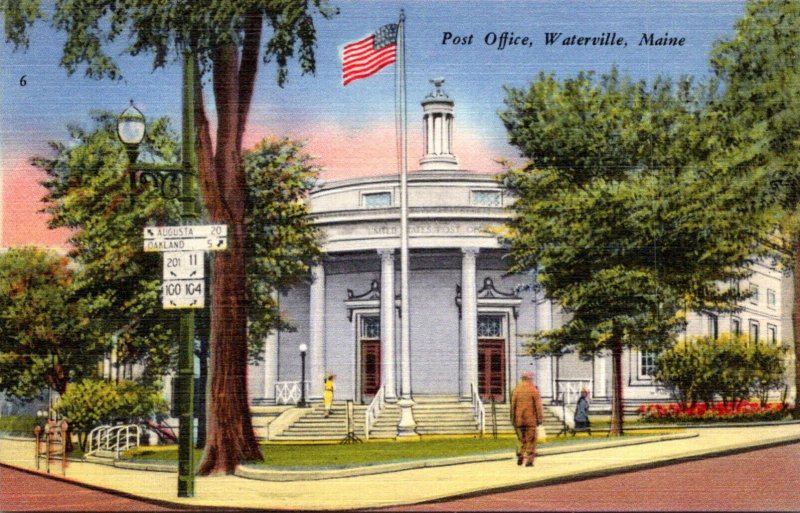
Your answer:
[3,120,507,249]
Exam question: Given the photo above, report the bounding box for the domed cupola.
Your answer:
[419,78,458,171]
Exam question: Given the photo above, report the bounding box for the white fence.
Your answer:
[86,424,141,459]
[555,379,592,406]
[274,381,310,405]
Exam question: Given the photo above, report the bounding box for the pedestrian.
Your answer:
[510,371,544,467]
[574,388,591,432]
[323,374,335,417]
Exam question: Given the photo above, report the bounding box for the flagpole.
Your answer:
[396,8,418,438]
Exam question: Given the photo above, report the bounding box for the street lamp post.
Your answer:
[298,343,308,407]
[117,50,198,498]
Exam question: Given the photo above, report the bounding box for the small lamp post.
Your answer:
[116,49,198,499]
[298,343,308,407]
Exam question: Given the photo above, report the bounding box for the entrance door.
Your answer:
[477,315,506,402]
[478,340,505,402]
[361,340,381,399]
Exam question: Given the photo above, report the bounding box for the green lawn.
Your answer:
[125,431,677,469]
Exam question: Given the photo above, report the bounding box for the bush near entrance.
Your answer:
[654,334,787,409]
[639,401,787,423]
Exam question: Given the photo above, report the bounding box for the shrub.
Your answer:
[56,379,167,449]
[654,334,787,409]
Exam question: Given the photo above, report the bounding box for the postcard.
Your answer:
[1,1,798,511]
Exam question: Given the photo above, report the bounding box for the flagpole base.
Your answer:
[396,397,419,440]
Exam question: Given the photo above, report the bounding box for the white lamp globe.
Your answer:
[117,100,146,146]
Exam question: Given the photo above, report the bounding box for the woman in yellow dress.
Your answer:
[323,374,335,417]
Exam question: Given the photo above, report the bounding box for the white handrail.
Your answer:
[364,386,385,441]
[470,384,485,436]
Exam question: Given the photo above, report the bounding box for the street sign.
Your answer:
[162,279,204,309]
[144,225,227,239]
[163,252,204,280]
[143,224,227,252]
[145,238,227,252]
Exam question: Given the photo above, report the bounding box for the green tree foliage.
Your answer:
[57,378,168,449]
[501,68,774,434]
[711,0,800,416]
[33,113,181,387]
[655,335,787,409]
[0,247,101,399]
[244,138,321,361]
[1,0,336,473]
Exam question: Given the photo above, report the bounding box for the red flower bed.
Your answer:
[638,401,787,423]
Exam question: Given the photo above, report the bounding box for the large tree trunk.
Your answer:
[196,30,264,474]
[609,338,625,436]
[793,239,800,418]
[198,230,261,474]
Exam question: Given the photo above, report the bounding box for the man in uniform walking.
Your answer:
[511,371,544,467]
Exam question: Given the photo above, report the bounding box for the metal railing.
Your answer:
[470,383,486,436]
[364,385,385,441]
[555,379,592,406]
[86,424,141,459]
[274,380,309,405]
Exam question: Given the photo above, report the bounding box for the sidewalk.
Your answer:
[2,423,800,511]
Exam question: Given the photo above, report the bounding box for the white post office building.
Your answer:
[246,80,793,437]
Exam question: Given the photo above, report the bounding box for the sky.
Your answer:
[1,0,747,249]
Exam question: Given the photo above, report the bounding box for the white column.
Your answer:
[261,291,279,403]
[309,264,326,401]
[426,114,434,155]
[442,115,450,155]
[460,248,479,399]
[262,295,279,403]
[433,114,441,154]
[594,351,607,398]
[379,249,398,402]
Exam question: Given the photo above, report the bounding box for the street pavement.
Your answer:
[381,442,800,511]
[1,423,800,511]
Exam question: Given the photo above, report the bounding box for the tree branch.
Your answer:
[194,70,223,218]
[237,10,263,153]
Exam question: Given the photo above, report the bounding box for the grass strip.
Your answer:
[125,431,678,468]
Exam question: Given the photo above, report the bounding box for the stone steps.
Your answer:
[266,396,569,441]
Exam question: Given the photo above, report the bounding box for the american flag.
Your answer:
[341,24,398,86]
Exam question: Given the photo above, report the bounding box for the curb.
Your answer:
[83,455,176,473]
[235,432,697,481]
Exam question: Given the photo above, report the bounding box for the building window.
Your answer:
[767,324,777,344]
[477,316,503,338]
[471,190,502,207]
[767,289,777,309]
[749,284,759,304]
[360,316,381,339]
[640,351,657,378]
[362,191,392,208]
[749,320,760,342]
[707,314,719,339]
[731,317,741,337]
